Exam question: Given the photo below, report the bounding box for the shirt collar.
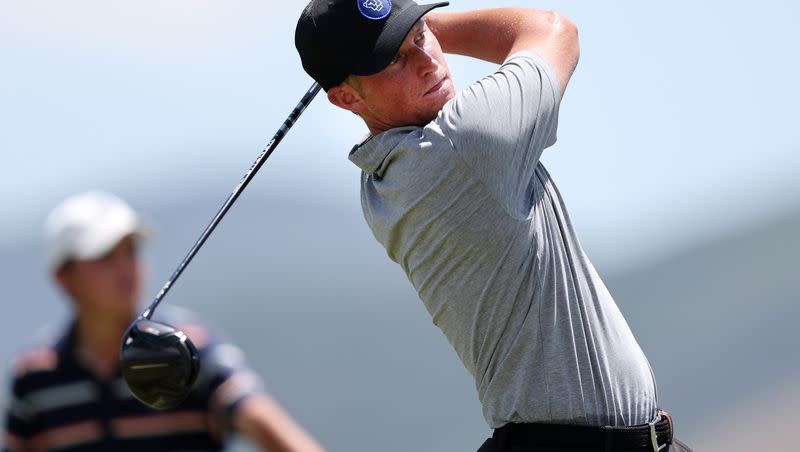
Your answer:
[54,320,82,371]
[348,126,418,175]
[55,319,123,379]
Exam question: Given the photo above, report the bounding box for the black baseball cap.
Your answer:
[295,0,449,91]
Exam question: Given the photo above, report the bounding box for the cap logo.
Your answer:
[357,0,391,20]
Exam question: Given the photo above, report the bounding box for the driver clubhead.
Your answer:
[120,319,200,410]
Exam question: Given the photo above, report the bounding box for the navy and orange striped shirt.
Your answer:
[4,310,261,452]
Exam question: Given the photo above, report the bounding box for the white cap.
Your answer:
[45,191,148,270]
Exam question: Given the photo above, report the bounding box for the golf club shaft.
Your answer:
[141,82,322,320]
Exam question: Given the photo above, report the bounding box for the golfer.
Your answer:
[295,0,692,450]
[3,191,324,452]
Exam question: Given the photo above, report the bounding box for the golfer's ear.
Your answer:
[53,264,73,295]
[327,84,363,114]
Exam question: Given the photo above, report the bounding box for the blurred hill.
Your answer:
[1,190,797,450]
[605,207,800,448]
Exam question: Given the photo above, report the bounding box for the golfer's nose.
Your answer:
[411,46,437,78]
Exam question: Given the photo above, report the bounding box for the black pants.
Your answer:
[477,437,693,452]
[476,427,694,452]
[477,438,693,452]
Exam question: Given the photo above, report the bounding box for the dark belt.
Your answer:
[492,411,674,451]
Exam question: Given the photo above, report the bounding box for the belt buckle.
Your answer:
[649,419,662,451]
[650,413,674,452]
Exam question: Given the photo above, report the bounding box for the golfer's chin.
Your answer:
[417,96,454,125]
[112,293,140,316]
[425,76,454,99]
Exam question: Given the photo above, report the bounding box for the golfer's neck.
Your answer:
[75,311,132,378]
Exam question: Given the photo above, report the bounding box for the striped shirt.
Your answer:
[4,310,261,452]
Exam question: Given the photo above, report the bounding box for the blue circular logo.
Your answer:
[357,0,392,20]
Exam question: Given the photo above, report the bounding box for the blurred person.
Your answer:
[3,191,324,452]
[295,0,692,451]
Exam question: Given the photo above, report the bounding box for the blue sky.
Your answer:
[2,0,798,272]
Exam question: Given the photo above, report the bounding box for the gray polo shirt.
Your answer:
[349,51,658,428]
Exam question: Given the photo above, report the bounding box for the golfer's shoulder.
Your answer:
[484,52,559,102]
[10,344,59,379]
[157,304,213,349]
[8,324,66,378]
[442,51,556,114]
[455,50,558,104]
[503,49,552,66]
[176,322,212,349]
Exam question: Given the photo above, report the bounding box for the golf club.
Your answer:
[121,82,322,410]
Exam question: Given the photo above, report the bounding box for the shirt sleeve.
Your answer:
[437,51,562,217]
[182,324,263,434]
[4,374,36,452]
[204,342,262,421]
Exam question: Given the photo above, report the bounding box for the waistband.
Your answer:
[492,410,674,451]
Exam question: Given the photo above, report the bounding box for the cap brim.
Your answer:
[72,219,149,262]
[352,1,449,76]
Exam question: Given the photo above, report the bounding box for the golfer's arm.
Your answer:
[233,394,325,452]
[427,8,579,93]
